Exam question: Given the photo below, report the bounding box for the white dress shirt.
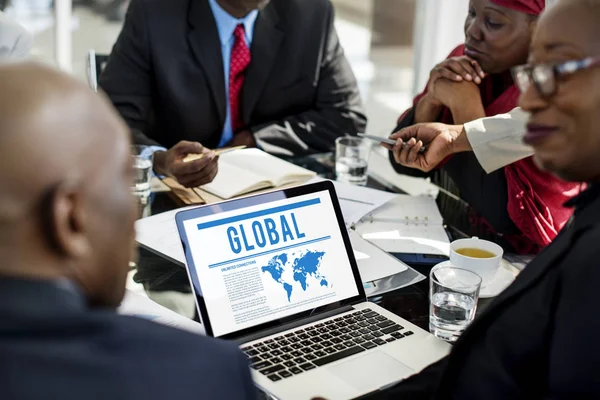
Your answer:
[464,107,533,173]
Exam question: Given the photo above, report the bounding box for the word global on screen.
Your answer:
[226,213,305,254]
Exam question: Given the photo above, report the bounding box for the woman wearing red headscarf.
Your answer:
[389,0,581,254]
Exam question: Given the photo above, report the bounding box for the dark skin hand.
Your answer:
[415,56,485,123]
[383,123,471,172]
[154,141,219,188]
[428,55,486,105]
[433,79,486,124]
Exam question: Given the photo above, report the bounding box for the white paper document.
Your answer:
[118,290,205,335]
[305,178,397,226]
[356,195,450,256]
[334,181,397,226]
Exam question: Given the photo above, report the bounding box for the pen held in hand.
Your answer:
[183,145,246,163]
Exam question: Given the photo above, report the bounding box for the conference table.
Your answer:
[134,152,515,334]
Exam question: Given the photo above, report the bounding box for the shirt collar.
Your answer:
[208,0,258,46]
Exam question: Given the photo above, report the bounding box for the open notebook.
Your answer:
[355,195,451,256]
[200,148,316,199]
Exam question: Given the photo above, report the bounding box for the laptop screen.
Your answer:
[177,183,362,338]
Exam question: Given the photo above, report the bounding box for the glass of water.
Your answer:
[429,267,481,342]
[131,145,154,197]
[335,137,371,186]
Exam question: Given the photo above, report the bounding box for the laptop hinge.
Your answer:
[234,305,355,345]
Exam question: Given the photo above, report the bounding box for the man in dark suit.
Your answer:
[100,0,366,188]
[0,63,256,400]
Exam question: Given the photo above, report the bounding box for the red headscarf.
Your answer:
[490,0,545,15]
[401,43,580,254]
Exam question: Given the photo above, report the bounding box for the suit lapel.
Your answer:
[187,0,226,128]
[242,5,284,123]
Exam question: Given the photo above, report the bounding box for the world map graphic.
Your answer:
[261,250,329,302]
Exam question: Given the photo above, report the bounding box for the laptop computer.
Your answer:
[175,181,450,399]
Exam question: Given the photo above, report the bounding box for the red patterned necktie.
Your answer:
[229,24,251,133]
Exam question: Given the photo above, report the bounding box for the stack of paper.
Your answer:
[356,195,450,256]
[332,181,397,227]
[305,178,397,227]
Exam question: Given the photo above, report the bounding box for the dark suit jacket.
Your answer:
[367,184,600,399]
[99,0,366,155]
[0,278,257,400]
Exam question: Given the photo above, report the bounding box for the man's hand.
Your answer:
[153,141,219,188]
[226,130,257,148]
[382,123,471,172]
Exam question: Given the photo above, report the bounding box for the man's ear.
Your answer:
[40,183,91,259]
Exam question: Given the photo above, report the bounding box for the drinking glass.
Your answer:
[335,137,371,186]
[131,145,154,197]
[429,267,482,342]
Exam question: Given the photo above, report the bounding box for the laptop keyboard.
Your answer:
[242,308,414,382]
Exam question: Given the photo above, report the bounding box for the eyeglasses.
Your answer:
[511,56,600,97]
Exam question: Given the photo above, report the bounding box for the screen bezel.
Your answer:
[175,181,367,340]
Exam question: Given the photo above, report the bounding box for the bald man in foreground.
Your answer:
[0,63,256,400]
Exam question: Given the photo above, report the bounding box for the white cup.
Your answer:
[449,237,503,285]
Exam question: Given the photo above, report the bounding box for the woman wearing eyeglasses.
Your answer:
[358,0,600,398]
[387,0,582,255]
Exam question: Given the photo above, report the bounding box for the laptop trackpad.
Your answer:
[328,351,415,392]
